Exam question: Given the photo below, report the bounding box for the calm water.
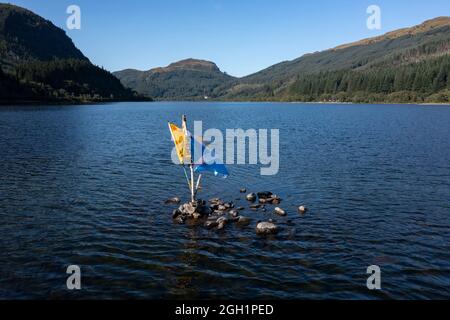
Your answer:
[0,102,449,299]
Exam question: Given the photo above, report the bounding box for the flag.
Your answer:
[190,135,229,178]
[168,122,191,164]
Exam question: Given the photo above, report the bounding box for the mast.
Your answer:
[182,115,195,204]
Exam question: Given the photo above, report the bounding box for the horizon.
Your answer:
[3,0,450,77]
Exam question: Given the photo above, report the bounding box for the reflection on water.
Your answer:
[0,102,449,299]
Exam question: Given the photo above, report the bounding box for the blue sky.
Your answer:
[6,0,450,77]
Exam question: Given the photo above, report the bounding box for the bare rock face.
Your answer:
[256,222,279,235]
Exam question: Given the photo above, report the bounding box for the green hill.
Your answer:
[220,17,450,103]
[116,17,450,103]
[0,3,149,103]
[114,59,236,100]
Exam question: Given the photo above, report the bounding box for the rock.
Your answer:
[229,210,239,218]
[209,198,220,204]
[274,207,286,216]
[204,220,219,229]
[259,198,267,204]
[199,206,212,216]
[218,205,227,211]
[236,216,251,226]
[224,202,233,209]
[237,207,245,211]
[216,217,228,224]
[246,193,257,202]
[192,212,201,220]
[165,197,181,205]
[256,222,279,235]
[182,202,196,215]
[175,216,186,224]
[257,192,273,200]
[267,195,281,204]
[217,217,228,230]
[250,204,262,209]
[298,205,308,214]
[172,209,182,219]
[271,198,281,205]
[240,188,247,193]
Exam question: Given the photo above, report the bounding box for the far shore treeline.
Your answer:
[1,3,449,104]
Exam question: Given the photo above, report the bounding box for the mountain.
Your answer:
[114,59,236,100]
[0,4,149,103]
[116,17,450,103]
[220,17,450,102]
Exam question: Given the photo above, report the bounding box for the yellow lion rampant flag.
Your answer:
[168,122,191,164]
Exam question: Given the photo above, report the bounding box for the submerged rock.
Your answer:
[175,215,186,224]
[298,205,308,214]
[236,216,251,227]
[246,193,257,202]
[172,209,182,219]
[267,195,281,204]
[165,197,181,205]
[216,217,228,230]
[257,192,273,200]
[256,222,279,235]
[224,202,234,209]
[204,220,219,229]
[274,207,286,216]
[229,209,239,218]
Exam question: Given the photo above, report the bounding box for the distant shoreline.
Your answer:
[1,99,449,107]
[0,97,153,106]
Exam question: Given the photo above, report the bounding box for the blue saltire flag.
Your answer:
[190,134,229,178]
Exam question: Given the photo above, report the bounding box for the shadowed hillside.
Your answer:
[0,4,150,103]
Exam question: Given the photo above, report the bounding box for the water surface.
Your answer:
[0,102,449,299]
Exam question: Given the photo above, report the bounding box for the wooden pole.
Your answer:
[190,164,195,203]
[182,115,196,204]
[194,174,202,198]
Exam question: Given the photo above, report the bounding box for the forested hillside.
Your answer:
[114,59,236,100]
[0,4,149,103]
